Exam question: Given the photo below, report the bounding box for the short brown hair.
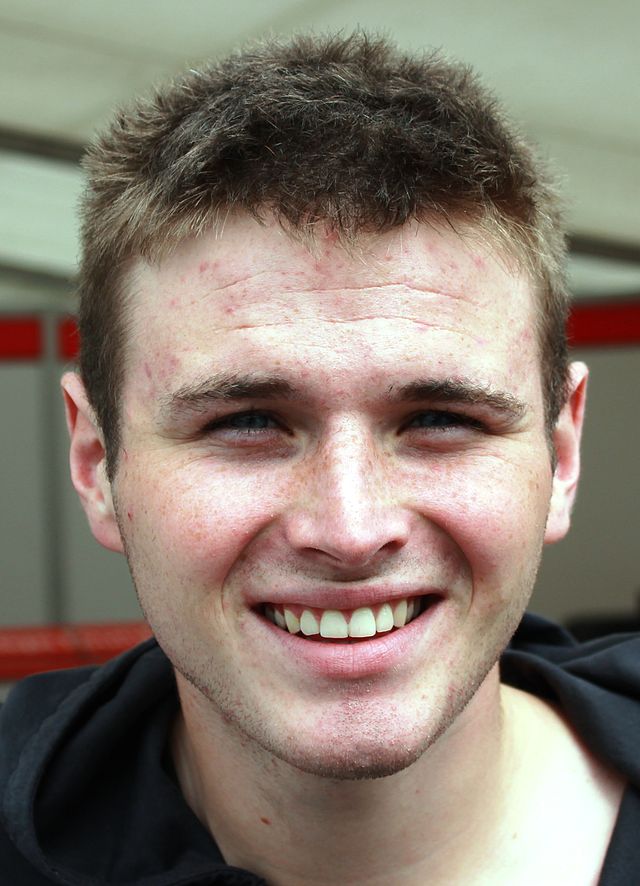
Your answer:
[78,32,569,480]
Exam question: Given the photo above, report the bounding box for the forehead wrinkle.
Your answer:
[204,282,488,304]
[191,269,274,296]
[223,316,467,338]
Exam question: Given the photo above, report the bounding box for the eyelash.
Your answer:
[403,411,485,432]
[202,408,485,437]
[202,411,282,435]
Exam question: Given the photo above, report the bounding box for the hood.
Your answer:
[502,613,640,787]
[3,613,640,884]
[0,638,264,885]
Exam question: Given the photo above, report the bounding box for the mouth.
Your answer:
[258,594,438,644]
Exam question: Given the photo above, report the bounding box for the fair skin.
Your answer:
[63,216,623,884]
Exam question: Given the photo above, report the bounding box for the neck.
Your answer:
[172,666,519,886]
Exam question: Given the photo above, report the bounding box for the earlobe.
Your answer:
[544,362,588,545]
[61,371,124,554]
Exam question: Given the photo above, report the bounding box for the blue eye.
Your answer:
[202,410,282,437]
[406,411,482,431]
[224,412,276,430]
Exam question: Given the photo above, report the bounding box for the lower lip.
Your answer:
[250,599,443,680]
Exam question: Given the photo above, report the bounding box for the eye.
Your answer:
[203,410,282,436]
[403,410,484,433]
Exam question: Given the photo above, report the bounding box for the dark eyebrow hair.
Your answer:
[159,372,527,423]
[390,378,527,419]
[159,373,298,420]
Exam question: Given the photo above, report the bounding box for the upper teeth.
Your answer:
[265,598,420,639]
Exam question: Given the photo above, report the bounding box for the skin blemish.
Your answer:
[473,255,486,269]
[199,261,210,273]
[127,509,133,522]
[260,817,272,826]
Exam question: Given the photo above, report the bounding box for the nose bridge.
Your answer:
[286,415,409,565]
[322,417,379,517]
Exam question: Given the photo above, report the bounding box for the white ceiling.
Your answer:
[0,0,638,297]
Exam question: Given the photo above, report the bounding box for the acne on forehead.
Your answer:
[141,215,526,300]
[127,350,184,409]
[127,218,540,393]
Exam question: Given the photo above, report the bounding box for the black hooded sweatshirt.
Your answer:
[2,613,640,885]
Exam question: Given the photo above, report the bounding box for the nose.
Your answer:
[282,419,411,569]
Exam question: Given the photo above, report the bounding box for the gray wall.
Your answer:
[1,302,139,626]
[533,347,640,623]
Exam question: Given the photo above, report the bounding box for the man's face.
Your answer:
[75,216,579,777]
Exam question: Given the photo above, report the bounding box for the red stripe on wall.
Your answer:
[58,316,80,360]
[568,301,640,347]
[0,317,42,360]
[2,301,640,365]
[0,622,152,680]
[52,303,640,357]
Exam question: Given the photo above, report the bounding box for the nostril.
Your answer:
[282,502,411,569]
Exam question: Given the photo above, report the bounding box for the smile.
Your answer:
[262,596,433,641]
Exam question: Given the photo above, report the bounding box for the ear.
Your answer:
[544,362,588,545]
[61,371,124,553]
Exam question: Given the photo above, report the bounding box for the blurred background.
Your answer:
[1,1,639,654]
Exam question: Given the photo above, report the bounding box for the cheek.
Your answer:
[120,461,284,585]
[411,457,551,591]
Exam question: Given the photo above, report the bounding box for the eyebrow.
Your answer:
[159,373,298,421]
[159,372,527,423]
[390,378,528,420]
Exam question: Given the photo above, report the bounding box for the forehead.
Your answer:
[135,216,530,310]
[124,216,540,405]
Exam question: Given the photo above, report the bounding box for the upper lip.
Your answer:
[246,585,445,611]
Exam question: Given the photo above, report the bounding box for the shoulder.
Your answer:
[0,639,171,883]
[502,612,640,784]
[1,666,98,786]
[0,669,100,886]
[0,822,55,885]
[1,639,166,770]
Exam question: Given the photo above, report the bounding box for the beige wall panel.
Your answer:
[0,364,49,624]
[533,347,640,623]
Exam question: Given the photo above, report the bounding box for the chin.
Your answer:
[232,700,452,782]
[278,742,429,781]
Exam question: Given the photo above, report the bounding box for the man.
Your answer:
[1,32,639,885]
